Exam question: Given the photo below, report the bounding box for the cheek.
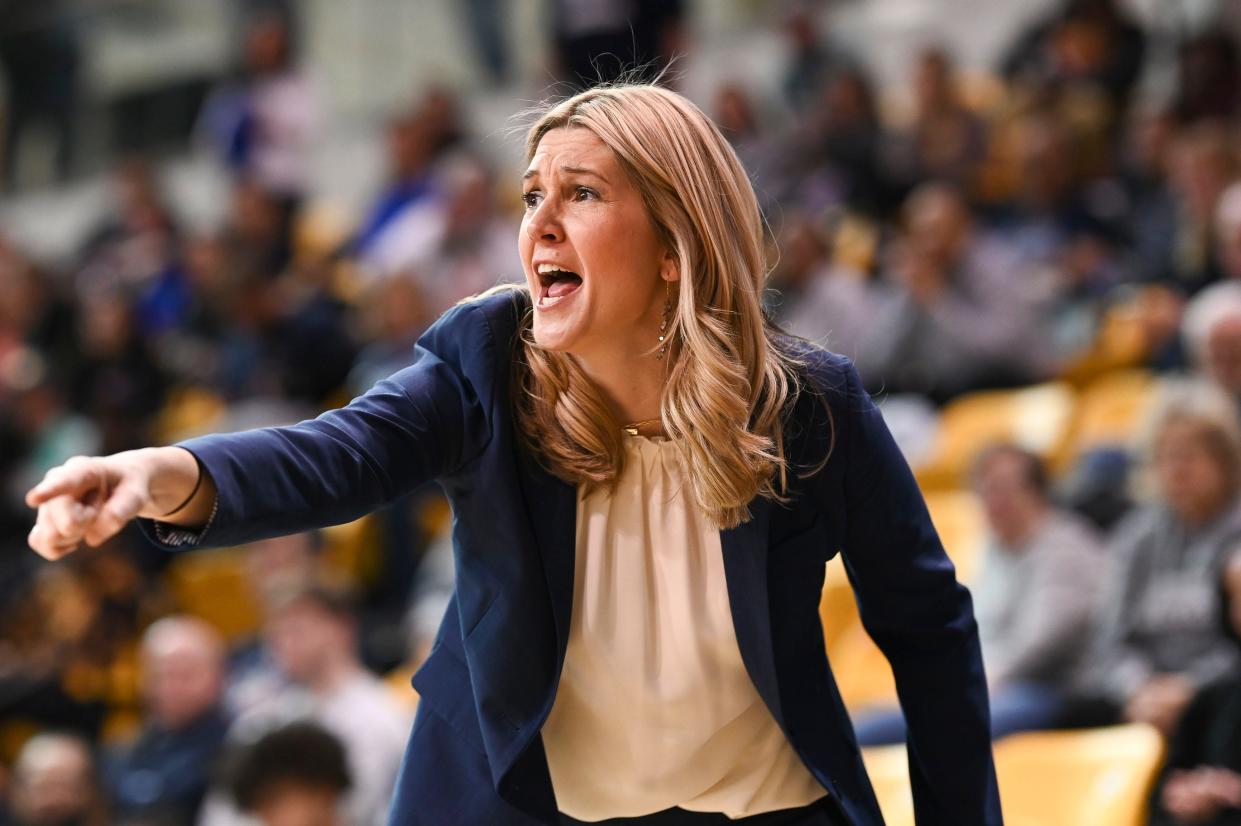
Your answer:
[517,225,534,272]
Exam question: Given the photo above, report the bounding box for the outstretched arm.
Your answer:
[27,300,497,558]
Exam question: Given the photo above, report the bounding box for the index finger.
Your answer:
[25,464,96,508]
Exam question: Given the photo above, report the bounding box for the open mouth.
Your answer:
[536,266,583,309]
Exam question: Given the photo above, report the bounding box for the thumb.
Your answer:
[82,481,147,548]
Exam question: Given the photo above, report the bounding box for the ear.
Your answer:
[660,250,680,283]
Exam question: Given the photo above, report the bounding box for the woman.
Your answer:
[1076,380,1241,735]
[1149,555,1241,826]
[26,85,1000,826]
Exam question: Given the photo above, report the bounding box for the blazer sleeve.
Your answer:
[138,300,497,550]
[836,359,1003,825]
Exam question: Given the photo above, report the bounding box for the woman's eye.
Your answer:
[574,187,597,201]
[521,191,541,210]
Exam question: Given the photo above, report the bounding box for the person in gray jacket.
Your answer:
[854,442,1106,744]
[970,444,1106,724]
[1075,379,1241,735]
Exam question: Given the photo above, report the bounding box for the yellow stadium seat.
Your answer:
[1060,293,1163,387]
[385,663,420,712]
[153,386,227,444]
[1062,369,1158,465]
[863,725,1163,826]
[915,383,1076,491]
[994,725,1165,826]
[823,488,986,710]
[820,557,856,653]
[862,745,915,826]
[923,489,986,583]
[320,515,381,588]
[165,549,262,643]
[835,625,898,709]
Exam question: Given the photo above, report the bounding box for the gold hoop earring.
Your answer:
[657,281,672,360]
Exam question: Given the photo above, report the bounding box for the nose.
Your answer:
[525,198,563,244]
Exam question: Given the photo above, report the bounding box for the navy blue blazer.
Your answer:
[142,289,1002,825]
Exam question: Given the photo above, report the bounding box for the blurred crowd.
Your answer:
[5,0,1241,824]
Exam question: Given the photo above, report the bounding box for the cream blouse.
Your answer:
[541,434,827,821]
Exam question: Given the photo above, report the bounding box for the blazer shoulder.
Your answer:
[456,286,530,344]
[777,334,856,403]
[418,287,528,368]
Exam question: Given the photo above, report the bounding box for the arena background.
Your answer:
[3,1,1241,824]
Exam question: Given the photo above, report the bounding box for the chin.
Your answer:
[531,322,578,353]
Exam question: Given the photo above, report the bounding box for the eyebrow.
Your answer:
[521,165,610,183]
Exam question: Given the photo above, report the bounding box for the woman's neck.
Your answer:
[572,347,667,429]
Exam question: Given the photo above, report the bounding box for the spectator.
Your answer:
[198,10,319,202]
[6,733,104,826]
[4,363,100,524]
[0,239,80,388]
[549,0,685,89]
[992,112,1117,277]
[714,83,788,215]
[459,0,510,85]
[774,213,890,379]
[865,183,1057,398]
[351,109,446,282]
[1148,554,1241,826]
[1120,107,1178,272]
[1183,281,1241,406]
[1000,0,1145,120]
[1217,180,1241,281]
[412,155,521,317]
[346,276,432,395]
[75,160,190,341]
[1075,380,1241,735]
[226,531,329,721]
[227,721,350,826]
[780,4,852,110]
[792,67,887,216]
[883,46,987,198]
[972,445,1105,712]
[0,0,80,189]
[104,617,230,826]
[1172,30,1241,125]
[217,587,409,826]
[1151,123,1237,294]
[68,290,167,454]
[853,444,1106,743]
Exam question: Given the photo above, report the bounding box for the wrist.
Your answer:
[137,446,201,519]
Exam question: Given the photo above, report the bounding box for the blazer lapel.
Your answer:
[720,495,785,725]
[516,448,578,664]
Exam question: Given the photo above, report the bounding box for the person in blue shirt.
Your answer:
[104,617,230,826]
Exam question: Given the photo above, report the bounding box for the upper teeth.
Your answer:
[537,263,569,275]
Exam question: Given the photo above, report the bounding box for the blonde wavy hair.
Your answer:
[483,84,818,529]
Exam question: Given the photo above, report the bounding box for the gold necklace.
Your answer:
[622,417,662,436]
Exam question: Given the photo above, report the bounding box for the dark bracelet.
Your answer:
[160,462,204,518]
